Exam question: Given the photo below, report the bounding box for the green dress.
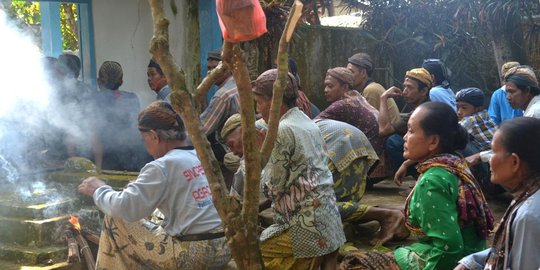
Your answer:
[394,166,486,270]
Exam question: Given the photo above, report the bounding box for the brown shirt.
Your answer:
[362,82,401,126]
[393,99,430,135]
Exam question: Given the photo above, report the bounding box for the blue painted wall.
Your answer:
[198,0,222,101]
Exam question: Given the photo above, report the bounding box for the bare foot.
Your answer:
[369,209,405,246]
[398,183,415,197]
[393,221,410,241]
[398,188,412,197]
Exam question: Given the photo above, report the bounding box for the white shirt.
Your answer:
[94,147,222,236]
[524,95,540,118]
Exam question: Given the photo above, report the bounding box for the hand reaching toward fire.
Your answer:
[78,177,106,196]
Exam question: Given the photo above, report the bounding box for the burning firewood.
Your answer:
[69,215,96,270]
[64,230,80,263]
[81,228,100,245]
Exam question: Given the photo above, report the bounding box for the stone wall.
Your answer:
[289,24,385,109]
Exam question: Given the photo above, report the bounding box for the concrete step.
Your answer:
[0,215,69,246]
[0,260,83,270]
[0,243,67,266]
[0,198,74,220]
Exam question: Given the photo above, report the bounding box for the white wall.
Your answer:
[92,0,191,108]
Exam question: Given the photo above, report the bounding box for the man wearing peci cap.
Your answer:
[488,61,523,125]
[347,53,401,125]
[199,49,240,164]
[456,88,497,154]
[200,50,239,136]
[206,50,222,73]
[455,88,499,195]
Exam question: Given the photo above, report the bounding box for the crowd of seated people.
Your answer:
[38,49,540,270]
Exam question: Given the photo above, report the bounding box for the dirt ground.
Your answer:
[226,177,509,269]
[347,178,509,252]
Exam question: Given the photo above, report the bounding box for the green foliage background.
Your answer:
[6,1,79,52]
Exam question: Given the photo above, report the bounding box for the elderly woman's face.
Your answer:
[403,108,438,162]
[506,82,533,110]
[489,131,520,189]
[324,75,348,103]
[140,129,160,159]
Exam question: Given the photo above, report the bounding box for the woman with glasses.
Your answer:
[78,101,230,269]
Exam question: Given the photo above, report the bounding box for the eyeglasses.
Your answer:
[138,127,152,132]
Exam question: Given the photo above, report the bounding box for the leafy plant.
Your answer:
[6,1,79,52]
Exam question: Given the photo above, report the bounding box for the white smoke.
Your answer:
[0,9,55,180]
[0,10,50,119]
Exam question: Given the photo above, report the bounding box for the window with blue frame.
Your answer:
[7,0,96,87]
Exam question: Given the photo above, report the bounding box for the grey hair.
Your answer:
[155,129,186,141]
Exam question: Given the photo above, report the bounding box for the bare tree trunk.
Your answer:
[147,1,302,268]
[193,62,229,112]
[220,41,265,269]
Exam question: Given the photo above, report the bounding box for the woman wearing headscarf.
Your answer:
[504,65,540,118]
[78,101,231,269]
[316,67,392,180]
[466,65,540,167]
[253,69,346,270]
[340,102,494,270]
[456,117,540,270]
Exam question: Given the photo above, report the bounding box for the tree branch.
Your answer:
[193,61,230,112]
[260,1,303,166]
[222,41,265,268]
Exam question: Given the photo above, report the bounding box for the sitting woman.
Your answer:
[78,101,230,269]
[253,69,346,270]
[455,117,540,270]
[341,102,494,270]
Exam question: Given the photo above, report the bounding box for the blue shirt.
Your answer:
[430,85,456,111]
[487,86,523,125]
[156,85,171,102]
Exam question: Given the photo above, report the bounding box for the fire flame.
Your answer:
[69,215,81,231]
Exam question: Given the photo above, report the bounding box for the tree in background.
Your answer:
[339,0,539,89]
[5,1,79,52]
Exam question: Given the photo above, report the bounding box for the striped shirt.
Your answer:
[200,77,239,136]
